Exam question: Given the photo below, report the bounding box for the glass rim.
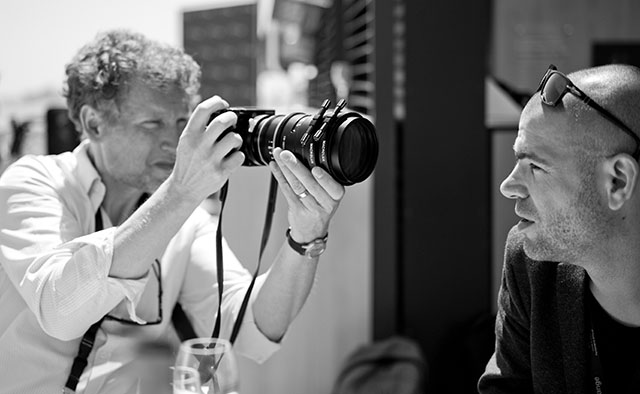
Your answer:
[179,337,232,356]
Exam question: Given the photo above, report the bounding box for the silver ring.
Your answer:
[296,189,309,199]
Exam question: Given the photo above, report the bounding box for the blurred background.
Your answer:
[2,0,640,393]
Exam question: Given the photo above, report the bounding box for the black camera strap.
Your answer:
[211,175,279,344]
[64,209,105,393]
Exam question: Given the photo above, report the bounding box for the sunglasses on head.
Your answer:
[537,64,640,160]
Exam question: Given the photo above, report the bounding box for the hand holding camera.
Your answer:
[172,96,245,202]
[270,147,345,243]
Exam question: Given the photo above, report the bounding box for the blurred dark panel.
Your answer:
[183,4,258,105]
[46,108,79,154]
[400,0,492,392]
[593,42,640,67]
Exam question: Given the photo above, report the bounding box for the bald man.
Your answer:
[478,64,640,394]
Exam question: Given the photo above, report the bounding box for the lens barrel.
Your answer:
[211,102,378,186]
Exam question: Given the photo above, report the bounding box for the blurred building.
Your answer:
[184,3,259,105]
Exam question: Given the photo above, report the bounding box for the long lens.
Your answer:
[247,110,378,186]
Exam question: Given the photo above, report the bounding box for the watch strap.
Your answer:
[286,228,328,257]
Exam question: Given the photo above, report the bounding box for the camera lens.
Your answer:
[249,111,378,186]
[212,104,379,186]
[334,115,378,184]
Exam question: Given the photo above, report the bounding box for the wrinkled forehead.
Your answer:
[515,95,579,158]
[112,79,193,121]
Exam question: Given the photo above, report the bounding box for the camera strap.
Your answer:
[211,175,279,344]
[64,209,105,393]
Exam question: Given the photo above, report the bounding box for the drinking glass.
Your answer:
[175,338,240,394]
[172,366,202,394]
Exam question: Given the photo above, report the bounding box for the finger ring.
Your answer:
[296,189,309,199]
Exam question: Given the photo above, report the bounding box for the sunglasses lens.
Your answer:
[541,73,567,105]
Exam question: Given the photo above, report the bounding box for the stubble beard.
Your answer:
[522,181,611,264]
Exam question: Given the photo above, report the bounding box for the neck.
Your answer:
[101,180,144,226]
[88,147,144,226]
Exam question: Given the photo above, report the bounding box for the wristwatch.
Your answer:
[286,228,328,258]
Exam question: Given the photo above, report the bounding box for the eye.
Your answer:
[529,162,543,172]
[141,120,162,130]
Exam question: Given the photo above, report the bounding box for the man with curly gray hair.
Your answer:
[0,29,345,393]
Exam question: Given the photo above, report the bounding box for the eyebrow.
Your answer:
[513,149,551,166]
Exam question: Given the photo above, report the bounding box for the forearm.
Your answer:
[252,242,319,341]
[109,176,202,279]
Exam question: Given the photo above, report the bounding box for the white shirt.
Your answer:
[0,141,279,393]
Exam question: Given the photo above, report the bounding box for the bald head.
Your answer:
[521,64,640,161]
[566,64,640,157]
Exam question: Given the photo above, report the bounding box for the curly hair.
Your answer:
[63,29,201,131]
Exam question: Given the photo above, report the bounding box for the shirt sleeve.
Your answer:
[478,230,534,393]
[0,158,149,341]
[178,210,280,363]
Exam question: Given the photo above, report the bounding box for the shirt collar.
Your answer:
[72,140,106,213]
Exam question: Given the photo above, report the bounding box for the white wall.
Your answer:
[223,165,373,394]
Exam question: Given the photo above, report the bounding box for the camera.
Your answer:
[210,99,378,186]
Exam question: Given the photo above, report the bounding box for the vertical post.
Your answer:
[402,0,491,391]
[373,0,401,339]
[374,0,492,391]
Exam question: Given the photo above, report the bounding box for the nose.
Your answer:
[159,126,179,154]
[500,165,528,200]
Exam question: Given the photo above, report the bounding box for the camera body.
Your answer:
[210,101,378,186]
[211,107,276,167]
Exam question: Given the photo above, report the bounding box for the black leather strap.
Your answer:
[64,208,105,392]
[211,182,229,340]
[171,303,197,342]
[64,317,104,392]
[211,175,278,344]
[229,175,278,343]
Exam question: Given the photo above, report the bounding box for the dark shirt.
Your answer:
[588,291,640,394]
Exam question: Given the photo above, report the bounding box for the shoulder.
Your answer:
[0,153,72,190]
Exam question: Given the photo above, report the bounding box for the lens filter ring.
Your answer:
[329,114,379,185]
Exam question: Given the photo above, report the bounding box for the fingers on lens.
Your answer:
[312,167,344,200]
[269,161,298,200]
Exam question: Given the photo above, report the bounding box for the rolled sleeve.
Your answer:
[0,155,151,340]
[7,227,149,340]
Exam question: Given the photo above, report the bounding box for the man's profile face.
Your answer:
[95,79,191,193]
[499,99,609,263]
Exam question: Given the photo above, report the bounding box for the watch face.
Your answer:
[305,241,326,258]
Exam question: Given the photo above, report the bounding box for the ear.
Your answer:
[79,105,103,140]
[603,153,638,211]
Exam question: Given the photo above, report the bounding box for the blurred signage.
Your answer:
[184,4,258,106]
